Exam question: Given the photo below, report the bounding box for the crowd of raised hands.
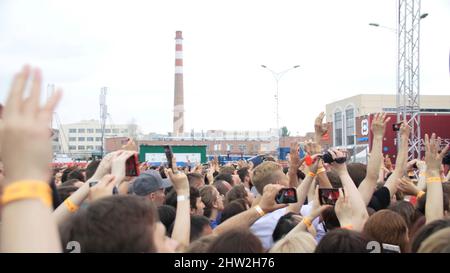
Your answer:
[0,66,449,253]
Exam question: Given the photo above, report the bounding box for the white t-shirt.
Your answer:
[250,203,326,250]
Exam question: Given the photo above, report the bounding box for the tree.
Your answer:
[281,126,290,137]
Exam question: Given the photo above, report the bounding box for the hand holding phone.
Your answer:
[164,145,174,170]
[319,188,342,206]
[275,188,298,204]
[125,154,140,176]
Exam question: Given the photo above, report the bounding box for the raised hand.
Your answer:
[424,133,449,175]
[258,184,288,213]
[89,174,116,201]
[111,150,137,186]
[314,112,328,139]
[167,168,189,195]
[371,112,390,137]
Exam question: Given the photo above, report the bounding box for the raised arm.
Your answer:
[314,112,328,144]
[287,142,305,188]
[358,113,390,205]
[384,121,410,197]
[213,184,287,235]
[424,133,449,224]
[0,66,62,252]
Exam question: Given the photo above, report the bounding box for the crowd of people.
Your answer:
[0,66,450,253]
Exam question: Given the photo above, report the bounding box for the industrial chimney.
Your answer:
[173,30,184,136]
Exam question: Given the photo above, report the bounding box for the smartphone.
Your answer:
[319,188,342,206]
[125,154,140,176]
[164,145,174,170]
[275,188,298,204]
[392,123,401,132]
[298,145,306,159]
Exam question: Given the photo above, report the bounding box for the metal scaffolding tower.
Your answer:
[397,0,422,160]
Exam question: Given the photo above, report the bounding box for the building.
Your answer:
[324,94,450,162]
[60,120,138,159]
[51,128,61,155]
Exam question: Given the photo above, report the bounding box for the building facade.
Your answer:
[324,94,450,163]
[60,120,138,159]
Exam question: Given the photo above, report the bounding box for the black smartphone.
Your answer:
[275,188,298,204]
[164,145,174,170]
[125,154,139,176]
[319,188,342,206]
[392,123,402,132]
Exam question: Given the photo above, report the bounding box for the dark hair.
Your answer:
[157,205,176,235]
[57,185,79,202]
[220,199,247,224]
[225,184,248,206]
[61,166,77,183]
[165,186,200,211]
[315,229,369,253]
[61,178,82,187]
[207,228,264,253]
[60,195,158,252]
[410,218,450,253]
[213,180,231,196]
[272,212,301,242]
[326,163,366,188]
[416,191,450,215]
[321,207,341,232]
[219,166,235,176]
[237,167,250,182]
[187,173,204,187]
[50,177,62,209]
[214,173,233,184]
[388,201,421,233]
[68,169,85,182]
[85,160,100,180]
[190,215,212,242]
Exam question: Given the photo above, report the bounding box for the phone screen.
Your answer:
[275,188,298,204]
[319,188,341,206]
[164,145,173,169]
[125,154,139,176]
[392,123,401,132]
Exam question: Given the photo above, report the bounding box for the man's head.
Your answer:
[213,180,232,196]
[132,170,172,206]
[165,186,205,216]
[187,173,205,189]
[252,161,287,195]
[237,167,251,184]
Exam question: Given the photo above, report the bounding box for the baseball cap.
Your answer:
[132,170,172,196]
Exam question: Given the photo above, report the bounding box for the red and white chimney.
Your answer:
[173,30,184,136]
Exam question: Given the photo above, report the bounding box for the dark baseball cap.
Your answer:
[132,170,172,196]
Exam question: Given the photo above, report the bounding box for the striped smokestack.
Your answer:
[173,30,184,136]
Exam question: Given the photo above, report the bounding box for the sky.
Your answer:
[0,0,449,136]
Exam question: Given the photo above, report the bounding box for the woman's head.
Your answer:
[200,185,224,218]
[417,227,450,253]
[272,212,302,242]
[270,231,316,253]
[220,199,247,224]
[225,184,252,208]
[207,228,264,253]
[60,195,177,253]
[410,218,450,253]
[388,201,420,234]
[363,210,409,253]
[315,229,368,253]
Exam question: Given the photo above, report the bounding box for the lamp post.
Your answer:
[261,64,300,158]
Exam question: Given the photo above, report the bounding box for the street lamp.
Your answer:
[261,64,300,158]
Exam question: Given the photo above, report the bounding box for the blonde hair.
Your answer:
[418,227,450,253]
[269,231,317,253]
[252,161,283,194]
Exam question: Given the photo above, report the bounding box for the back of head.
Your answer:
[157,205,176,235]
[225,184,248,205]
[61,166,77,183]
[272,212,302,242]
[61,178,82,187]
[186,235,217,253]
[60,195,158,253]
[418,227,450,253]
[220,199,247,224]
[200,185,218,218]
[187,172,204,188]
[57,185,79,201]
[346,163,367,188]
[321,206,341,231]
[190,215,212,242]
[388,201,420,231]
[214,173,233,184]
[315,229,368,253]
[213,180,232,196]
[363,209,409,253]
[237,167,250,182]
[252,161,283,195]
[165,186,200,211]
[68,169,85,182]
[410,218,450,253]
[270,231,316,253]
[219,166,236,176]
[85,160,100,180]
[207,228,264,253]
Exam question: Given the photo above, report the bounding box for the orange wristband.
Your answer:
[416,191,425,199]
[64,198,79,212]
[341,225,353,230]
[426,177,442,184]
[255,205,266,217]
[303,217,313,228]
[308,172,316,177]
[1,181,52,208]
[316,167,326,175]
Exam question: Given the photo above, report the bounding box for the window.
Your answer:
[86,145,94,150]
[226,144,232,151]
[334,110,343,146]
[238,144,247,152]
[78,128,85,133]
[69,145,76,150]
[78,137,85,141]
[122,129,128,134]
[96,137,102,142]
[214,144,220,151]
[69,137,76,141]
[69,129,76,133]
[78,146,85,150]
[96,146,102,150]
[345,107,355,145]
[87,129,94,133]
[96,129,102,133]
[105,129,111,134]
[87,137,94,141]
[112,129,119,133]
